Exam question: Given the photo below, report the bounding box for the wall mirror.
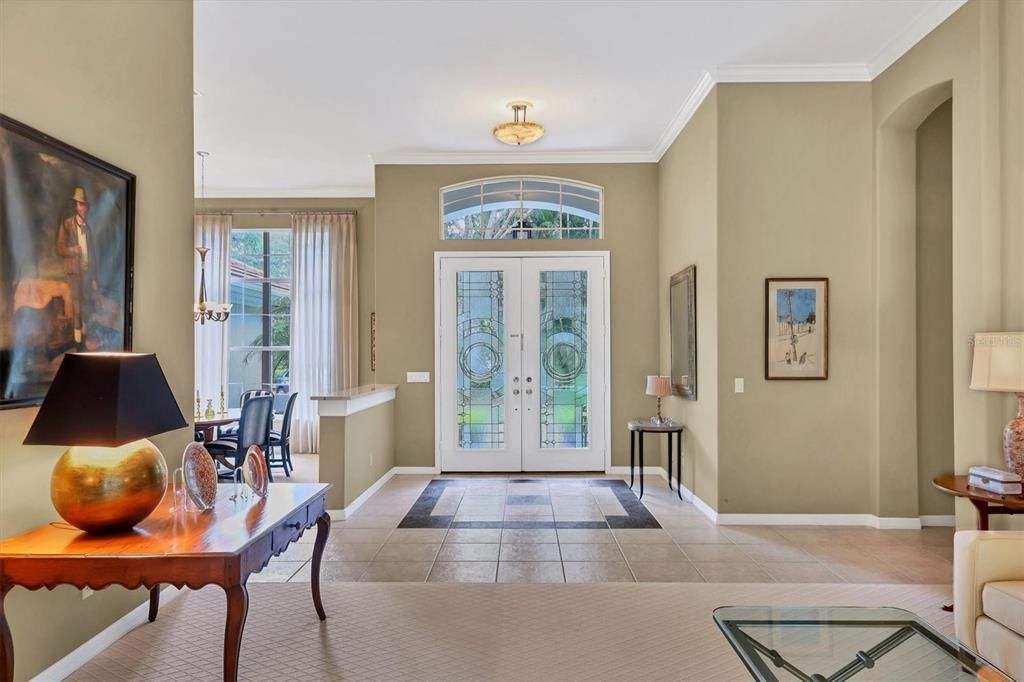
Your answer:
[669,265,697,400]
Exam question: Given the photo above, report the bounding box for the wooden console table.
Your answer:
[0,482,331,682]
[932,474,1024,530]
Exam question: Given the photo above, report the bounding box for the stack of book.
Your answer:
[968,466,1023,495]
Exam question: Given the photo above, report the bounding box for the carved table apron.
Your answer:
[0,483,331,682]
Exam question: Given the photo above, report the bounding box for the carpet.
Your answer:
[69,582,954,681]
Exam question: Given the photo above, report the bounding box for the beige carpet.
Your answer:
[69,582,954,681]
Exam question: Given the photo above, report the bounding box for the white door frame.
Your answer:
[434,250,611,473]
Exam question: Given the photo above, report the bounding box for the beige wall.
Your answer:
[657,90,719,507]
[0,1,193,678]
[374,164,659,468]
[318,400,395,510]
[873,0,1015,525]
[915,100,955,517]
[715,83,876,514]
[198,197,377,384]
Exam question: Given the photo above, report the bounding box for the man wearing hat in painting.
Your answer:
[55,187,96,344]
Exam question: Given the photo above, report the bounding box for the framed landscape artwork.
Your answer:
[765,277,828,380]
[0,115,135,408]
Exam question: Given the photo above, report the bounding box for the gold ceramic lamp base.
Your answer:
[51,438,168,534]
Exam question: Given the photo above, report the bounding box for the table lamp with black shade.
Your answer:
[23,352,187,534]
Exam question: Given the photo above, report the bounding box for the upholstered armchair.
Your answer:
[954,531,1024,680]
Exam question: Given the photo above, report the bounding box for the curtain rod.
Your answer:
[195,209,357,217]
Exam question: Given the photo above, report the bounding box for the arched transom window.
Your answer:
[441,176,602,240]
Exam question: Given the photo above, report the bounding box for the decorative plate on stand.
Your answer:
[182,442,218,511]
[243,445,269,498]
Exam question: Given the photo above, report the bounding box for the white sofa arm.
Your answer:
[953,530,1024,650]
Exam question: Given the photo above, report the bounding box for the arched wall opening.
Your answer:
[874,80,953,520]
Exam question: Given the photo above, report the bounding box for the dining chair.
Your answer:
[205,395,274,481]
[268,392,298,477]
[218,389,273,438]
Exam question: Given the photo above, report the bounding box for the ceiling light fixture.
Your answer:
[493,101,545,146]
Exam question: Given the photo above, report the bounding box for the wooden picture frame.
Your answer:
[0,114,135,408]
[765,277,828,380]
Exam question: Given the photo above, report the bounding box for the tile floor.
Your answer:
[262,473,954,584]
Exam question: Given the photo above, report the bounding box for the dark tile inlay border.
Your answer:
[398,479,661,529]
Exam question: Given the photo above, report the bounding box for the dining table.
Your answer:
[194,407,241,443]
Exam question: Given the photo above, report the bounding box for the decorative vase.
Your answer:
[205,399,215,419]
[1004,393,1024,479]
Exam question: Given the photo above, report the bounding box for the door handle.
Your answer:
[510,333,524,351]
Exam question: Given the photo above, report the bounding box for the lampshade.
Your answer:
[646,375,672,397]
[24,352,187,447]
[970,333,1024,393]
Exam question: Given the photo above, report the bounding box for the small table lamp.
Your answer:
[646,375,673,426]
[23,352,187,534]
[970,332,1024,478]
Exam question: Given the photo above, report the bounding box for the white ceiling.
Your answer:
[194,0,964,197]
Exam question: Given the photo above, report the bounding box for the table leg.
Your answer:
[971,500,990,530]
[0,588,12,682]
[148,585,160,622]
[223,584,249,682]
[311,512,331,621]
[638,432,645,500]
[667,433,673,493]
[676,431,684,501]
[629,430,635,490]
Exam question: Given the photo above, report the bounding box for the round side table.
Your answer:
[627,419,685,500]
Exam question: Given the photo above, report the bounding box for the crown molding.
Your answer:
[371,150,657,165]
[865,0,966,78]
[201,185,375,198]
[652,71,717,160]
[714,63,871,83]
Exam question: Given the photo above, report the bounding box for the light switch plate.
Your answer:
[734,378,745,393]
[407,371,431,383]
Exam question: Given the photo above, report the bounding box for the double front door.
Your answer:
[438,255,607,472]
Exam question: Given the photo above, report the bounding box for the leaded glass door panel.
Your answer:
[521,258,606,471]
[439,258,523,471]
[438,255,606,472]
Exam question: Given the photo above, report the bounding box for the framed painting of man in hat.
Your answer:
[0,114,135,408]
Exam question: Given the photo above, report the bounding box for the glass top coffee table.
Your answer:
[713,606,1011,681]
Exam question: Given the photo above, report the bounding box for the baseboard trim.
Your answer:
[919,514,955,527]
[393,466,442,475]
[329,467,398,520]
[33,586,183,682]
[714,513,924,530]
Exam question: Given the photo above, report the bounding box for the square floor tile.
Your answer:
[666,527,732,544]
[556,528,615,544]
[323,543,382,562]
[501,529,557,543]
[359,562,433,582]
[333,529,393,544]
[497,562,565,583]
[620,544,687,562]
[824,561,911,584]
[428,562,498,583]
[290,561,369,583]
[437,543,500,562]
[269,543,315,563]
[720,526,790,545]
[692,561,773,583]
[738,543,816,563]
[387,528,449,543]
[559,544,624,562]
[444,528,502,543]
[759,562,844,583]
[249,561,305,582]
[563,562,634,583]
[678,544,750,562]
[499,543,561,561]
[630,561,705,583]
[375,543,440,562]
[611,529,674,543]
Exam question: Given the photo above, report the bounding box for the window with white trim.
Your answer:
[227,229,291,409]
[441,176,602,240]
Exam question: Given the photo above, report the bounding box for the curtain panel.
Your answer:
[194,213,232,413]
[290,213,358,453]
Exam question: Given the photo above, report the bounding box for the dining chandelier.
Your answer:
[194,150,230,324]
[493,101,545,146]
